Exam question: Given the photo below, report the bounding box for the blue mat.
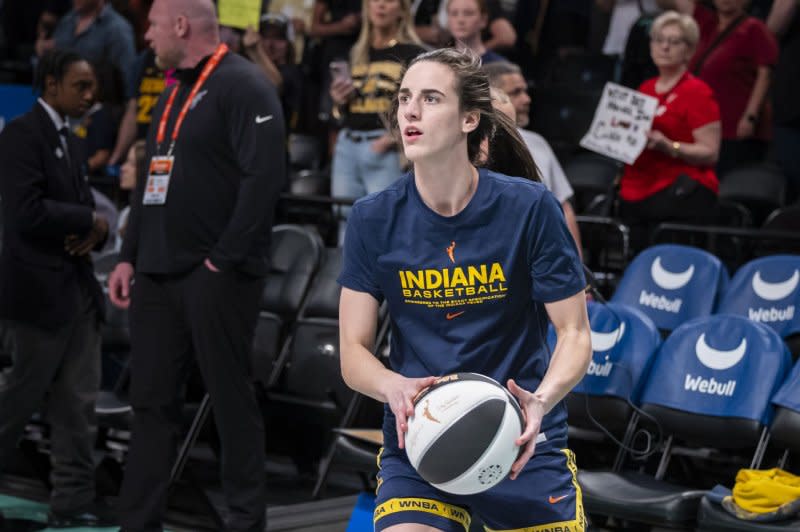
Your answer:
[346,492,375,532]
[0,493,142,531]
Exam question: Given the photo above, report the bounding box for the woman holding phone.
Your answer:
[329,0,426,242]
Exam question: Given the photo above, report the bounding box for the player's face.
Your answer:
[51,60,96,118]
[650,23,691,70]
[497,73,530,128]
[146,0,183,70]
[397,61,478,163]
[446,0,486,43]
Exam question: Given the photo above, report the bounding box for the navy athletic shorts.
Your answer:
[373,425,585,531]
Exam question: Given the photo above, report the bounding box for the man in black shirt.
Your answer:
[108,0,285,530]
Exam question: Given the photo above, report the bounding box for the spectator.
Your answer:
[618,10,721,252]
[437,0,516,52]
[35,0,137,102]
[413,0,448,46]
[107,0,286,530]
[446,0,507,64]
[108,48,169,167]
[599,0,661,58]
[243,13,307,133]
[534,0,594,81]
[90,186,118,252]
[115,139,146,250]
[268,0,315,64]
[767,0,800,202]
[0,49,111,528]
[74,99,115,175]
[659,0,779,177]
[484,61,583,255]
[329,0,425,240]
[309,0,362,121]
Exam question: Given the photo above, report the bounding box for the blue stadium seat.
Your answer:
[558,301,661,471]
[717,255,800,341]
[696,359,800,531]
[580,315,792,529]
[611,244,729,333]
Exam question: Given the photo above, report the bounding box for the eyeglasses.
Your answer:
[651,35,687,47]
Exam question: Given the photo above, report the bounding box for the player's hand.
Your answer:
[382,373,438,450]
[108,261,135,309]
[507,379,546,480]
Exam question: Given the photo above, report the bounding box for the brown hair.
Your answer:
[387,47,540,181]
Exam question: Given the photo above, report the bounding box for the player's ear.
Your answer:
[462,109,480,134]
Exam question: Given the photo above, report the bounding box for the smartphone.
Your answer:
[329,60,351,82]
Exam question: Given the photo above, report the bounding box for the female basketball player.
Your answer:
[338,47,592,532]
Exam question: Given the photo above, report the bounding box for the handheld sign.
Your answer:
[218,0,261,30]
[580,82,658,165]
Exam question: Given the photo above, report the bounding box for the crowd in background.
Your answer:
[0,0,798,247]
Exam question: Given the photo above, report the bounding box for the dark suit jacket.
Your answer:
[0,102,104,330]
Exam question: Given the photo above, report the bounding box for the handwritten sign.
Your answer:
[579,82,658,165]
[218,0,261,30]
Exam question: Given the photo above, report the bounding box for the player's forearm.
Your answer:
[533,326,591,414]
[340,340,396,403]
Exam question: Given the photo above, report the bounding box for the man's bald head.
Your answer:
[146,0,220,70]
[169,0,218,36]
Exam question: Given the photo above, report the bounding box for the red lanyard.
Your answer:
[156,43,228,155]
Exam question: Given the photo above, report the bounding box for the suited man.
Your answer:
[0,49,111,527]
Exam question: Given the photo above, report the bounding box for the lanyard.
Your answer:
[156,43,228,156]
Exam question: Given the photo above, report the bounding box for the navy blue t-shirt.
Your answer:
[339,168,586,440]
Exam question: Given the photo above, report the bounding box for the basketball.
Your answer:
[405,373,525,495]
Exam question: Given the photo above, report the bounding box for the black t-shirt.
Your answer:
[319,0,362,62]
[343,43,425,131]
[132,50,168,140]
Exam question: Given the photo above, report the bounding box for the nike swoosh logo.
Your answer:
[549,495,568,504]
[446,311,465,320]
[255,115,273,124]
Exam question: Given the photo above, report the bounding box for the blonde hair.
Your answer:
[349,0,424,67]
[651,10,700,50]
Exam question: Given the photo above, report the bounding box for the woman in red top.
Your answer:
[619,10,721,252]
[658,0,779,176]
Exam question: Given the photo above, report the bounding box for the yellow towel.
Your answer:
[733,468,800,514]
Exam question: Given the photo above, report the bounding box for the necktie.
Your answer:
[58,126,71,166]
